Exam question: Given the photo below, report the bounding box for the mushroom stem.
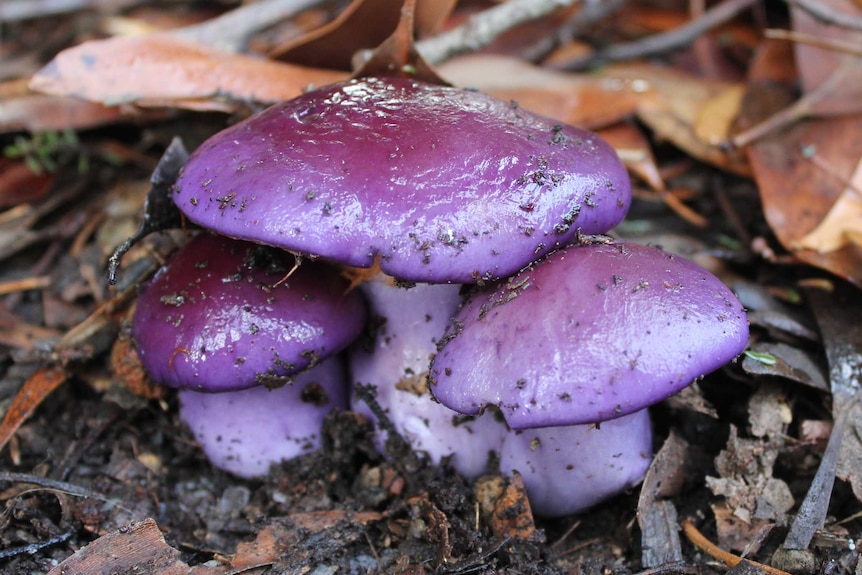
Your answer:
[179,356,348,478]
[349,276,506,479]
[500,409,653,517]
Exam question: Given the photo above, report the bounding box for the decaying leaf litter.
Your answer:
[2,0,862,573]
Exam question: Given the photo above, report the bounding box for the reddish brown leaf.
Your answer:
[353,0,449,84]
[438,55,641,129]
[273,0,455,70]
[1,94,127,133]
[732,0,862,147]
[743,40,862,286]
[0,160,53,208]
[613,63,750,175]
[29,34,346,111]
[598,122,665,192]
[793,0,862,116]
[111,333,166,400]
[0,366,67,453]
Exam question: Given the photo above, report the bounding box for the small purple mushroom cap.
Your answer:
[179,357,347,478]
[172,77,631,284]
[501,409,653,516]
[430,242,749,429]
[132,233,366,392]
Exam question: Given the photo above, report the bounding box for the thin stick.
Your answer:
[173,0,325,53]
[680,519,794,575]
[0,275,51,296]
[765,28,862,57]
[559,0,758,70]
[786,0,862,32]
[417,0,580,65]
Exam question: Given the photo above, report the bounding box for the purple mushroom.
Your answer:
[152,76,647,489]
[431,241,749,429]
[349,277,506,479]
[131,233,366,476]
[164,76,635,479]
[171,77,631,284]
[132,233,366,392]
[179,357,347,478]
[500,410,652,516]
[429,241,748,514]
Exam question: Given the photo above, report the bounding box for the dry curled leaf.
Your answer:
[743,40,862,286]
[29,34,345,111]
[273,0,456,70]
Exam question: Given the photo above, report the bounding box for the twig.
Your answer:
[765,28,862,57]
[785,0,862,32]
[0,275,51,296]
[0,531,73,560]
[416,0,581,65]
[0,471,129,513]
[522,0,627,63]
[173,0,326,53]
[782,402,850,550]
[0,0,137,22]
[681,518,794,575]
[558,0,758,70]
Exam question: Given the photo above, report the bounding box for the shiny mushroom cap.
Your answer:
[430,241,749,429]
[132,233,366,392]
[173,77,631,284]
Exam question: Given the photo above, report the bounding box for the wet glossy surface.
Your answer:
[132,234,366,392]
[179,358,347,477]
[173,78,631,283]
[430,242,749,429]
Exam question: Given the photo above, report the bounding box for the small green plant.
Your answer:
[4,129,89,174]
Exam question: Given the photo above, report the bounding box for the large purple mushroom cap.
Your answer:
[430,242,749,429]
[501,409,653,517]
[132,233,366,392]
[179,357,347,478]
[173,77,631,284]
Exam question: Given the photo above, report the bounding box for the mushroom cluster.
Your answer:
[131,76,748,514]
[132,233,365,477]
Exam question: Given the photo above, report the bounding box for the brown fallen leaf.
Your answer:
[598,122,708,227]
[705,426,795,551]
[111,325,166,400]
[0,92,128,133]
[438,54,642,129]
[793,153,862,253]
[0,160,53,208]
[353,0,449,85]
[743,39,862,286]
[29,34,346,112]
[46,517,230,575]
[273,0,456,70]
[0,366,67,454]
[731,0,862,148]
[610,63,750,175]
